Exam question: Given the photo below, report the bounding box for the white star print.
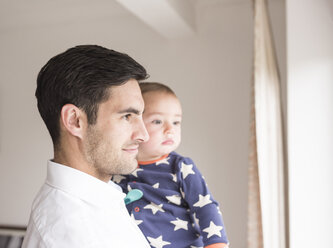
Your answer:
[190,246,203,248]
[202,176,209,186]
[193,194,212,208]
[166,194,181,205]
[180,187,185,199]
[170,173,177,182]
[152,183,160,188]
[112,175,125,183]
[181,162,195,179]
[203,221,223,238]
[131,168,143,177]
[130,213,143,226]
[217,206,222,215]
[127,185,132,192]
[193,212,200,227]
[156,157,169,165]
[170,217,188,231]
[144,202,165,215]
[147,235,171,248]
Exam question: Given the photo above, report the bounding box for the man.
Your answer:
[22,45,151,247]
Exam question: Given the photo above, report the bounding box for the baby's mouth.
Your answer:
[162,139,174,145]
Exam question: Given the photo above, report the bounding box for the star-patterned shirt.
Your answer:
[113,152,229,248]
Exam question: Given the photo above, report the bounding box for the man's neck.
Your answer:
[54,149,111,183]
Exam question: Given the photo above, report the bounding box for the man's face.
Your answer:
[83,79,149,181]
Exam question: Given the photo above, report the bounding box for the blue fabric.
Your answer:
[113,152,229,248]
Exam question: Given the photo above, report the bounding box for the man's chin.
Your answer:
[121,159,138,175]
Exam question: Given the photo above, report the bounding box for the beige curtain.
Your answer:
[248,0,287,248]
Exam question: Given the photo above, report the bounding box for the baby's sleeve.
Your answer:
[177,157,229,246]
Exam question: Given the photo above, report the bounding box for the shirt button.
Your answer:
[134,207,140,212]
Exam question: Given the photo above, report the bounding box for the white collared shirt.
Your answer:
[22,161,150,248]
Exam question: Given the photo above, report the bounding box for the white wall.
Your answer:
[0,1,286,247]
[287,0,333,247]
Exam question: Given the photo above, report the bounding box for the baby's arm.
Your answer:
[178,157,229,246]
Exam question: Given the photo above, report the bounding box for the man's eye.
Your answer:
[152,120,162,124]
[122,114,132,120]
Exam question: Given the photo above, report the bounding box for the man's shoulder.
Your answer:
[31,183,85,226]
[28,185,93,247]
[32,183,77,207]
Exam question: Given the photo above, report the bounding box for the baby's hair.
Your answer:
[139,82,176,96]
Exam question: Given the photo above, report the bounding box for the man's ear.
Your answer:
[60,104,86,139]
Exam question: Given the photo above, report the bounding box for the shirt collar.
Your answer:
[46,160,126,208]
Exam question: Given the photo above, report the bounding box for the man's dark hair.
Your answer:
[36,45,148,146]
[139,82,176,96]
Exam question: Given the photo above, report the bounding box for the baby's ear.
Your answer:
[60,104,86,139]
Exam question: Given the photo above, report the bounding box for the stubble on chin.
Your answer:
[114,154,138,175]
[85,127,140,177]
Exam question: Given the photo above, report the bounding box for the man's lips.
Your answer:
[162,139,174,145]
[123,146,139,154]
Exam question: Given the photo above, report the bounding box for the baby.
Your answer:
[113,82,229,248]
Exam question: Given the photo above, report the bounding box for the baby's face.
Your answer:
[138,91,182,161]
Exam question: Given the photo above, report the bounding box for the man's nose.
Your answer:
[134,119,149,143]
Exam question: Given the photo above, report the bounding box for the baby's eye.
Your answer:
[152,120,162,124]
[122,114,132,121]
[173,121,181,125]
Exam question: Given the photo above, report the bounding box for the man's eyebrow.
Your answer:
[118,108,141,115]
